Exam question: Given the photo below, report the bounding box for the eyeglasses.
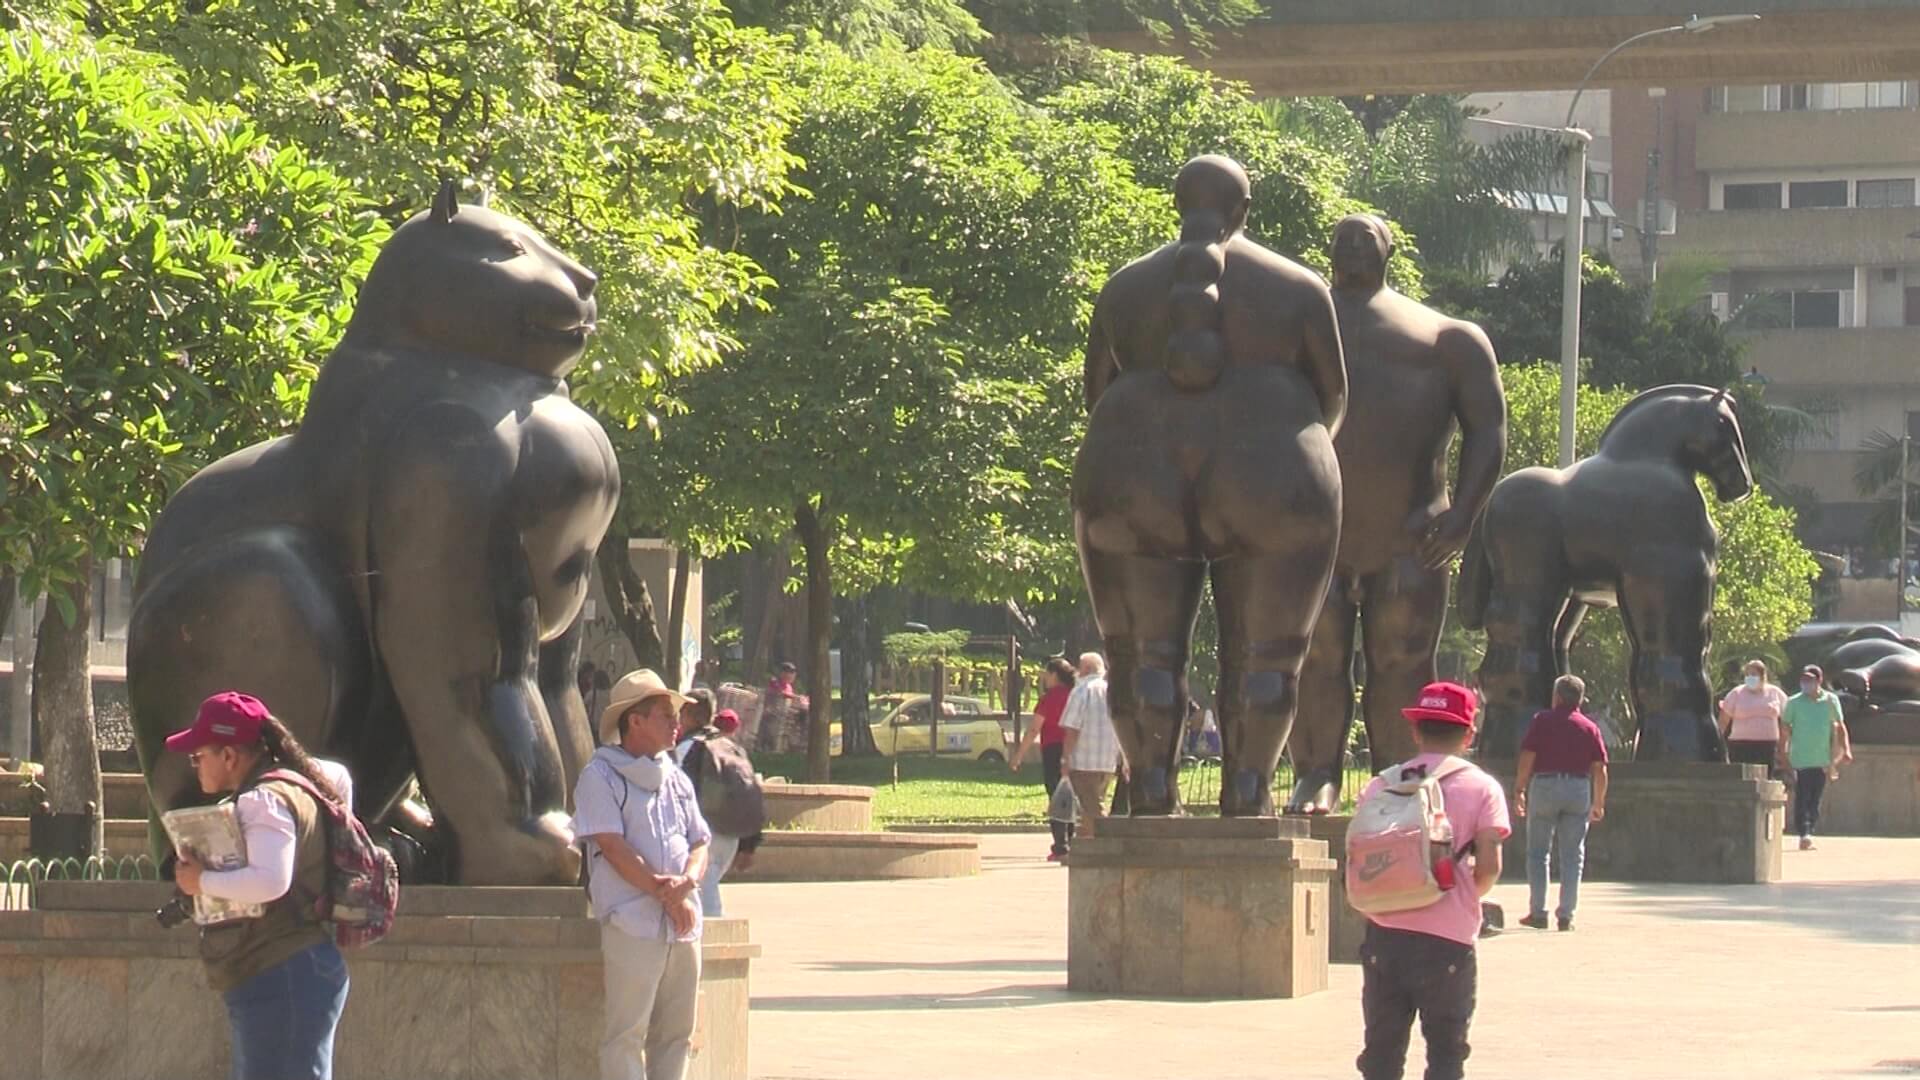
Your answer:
[188,749,222,766]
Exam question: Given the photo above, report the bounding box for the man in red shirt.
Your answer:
[1514,674,1610,931]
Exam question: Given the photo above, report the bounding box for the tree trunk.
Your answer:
[33,557,102,855]
[837,593,879,755]
[665,546,691,688]
[793,502,834,783]
[595,525,664,672]
[8,587,32,764]
[743,545,789,683]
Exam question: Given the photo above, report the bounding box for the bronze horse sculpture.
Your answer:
[1460,384,1753,760]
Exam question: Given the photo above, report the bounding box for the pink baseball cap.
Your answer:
[714,709,741,735]
[165,692,270,753]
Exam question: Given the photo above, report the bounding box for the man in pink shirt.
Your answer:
[1356,681,1511,1080]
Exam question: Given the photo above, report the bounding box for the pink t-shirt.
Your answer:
[1359,753,1511,946]
[1720,684,1788,742]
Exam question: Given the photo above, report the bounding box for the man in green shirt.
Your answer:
[1779,664,1853,850]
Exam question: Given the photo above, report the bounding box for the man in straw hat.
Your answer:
[572,669,712,1080]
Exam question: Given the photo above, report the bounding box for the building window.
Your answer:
[1724,182,1782,210]
[1789,180,1851,209]
[1906,286,1920,327]
[1858,179,1916,207]
[1588,171,1611,200]
[1740,289,1847,329]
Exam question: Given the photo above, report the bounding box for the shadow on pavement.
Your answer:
[752,983,1069,1011]
[1606,879,1920,945]
[806,958,1065,974]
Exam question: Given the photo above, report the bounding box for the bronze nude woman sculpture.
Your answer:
[1459,385,1753,761]
[128,183,615,884]
[1073,155,1347,816]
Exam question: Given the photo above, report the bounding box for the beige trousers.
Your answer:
[600,922,702,1080]
[1068,770,1114,838]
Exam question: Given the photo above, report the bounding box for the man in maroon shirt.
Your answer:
[1514,675,1609,931]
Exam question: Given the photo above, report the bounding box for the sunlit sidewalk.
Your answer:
[729,833,1920,1080]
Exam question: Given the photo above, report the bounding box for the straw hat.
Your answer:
[599,669,692,745]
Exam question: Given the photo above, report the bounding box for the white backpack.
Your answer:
[1345,757,1473,915]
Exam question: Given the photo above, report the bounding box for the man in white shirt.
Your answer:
[573,670,711,1080]
[1059,652,1127,839]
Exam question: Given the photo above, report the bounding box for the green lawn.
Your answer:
[751,752,1368,825]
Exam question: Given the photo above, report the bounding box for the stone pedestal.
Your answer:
[741,830,978,881]
[1067,817,1332,998]
[0,882,758,1080]
[760,782,875,831]
[1487,761,1786,884]
[1817,744,1920,835]
[1302,814,1368,964]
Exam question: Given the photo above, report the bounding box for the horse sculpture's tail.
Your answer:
[1457,519,1493,631]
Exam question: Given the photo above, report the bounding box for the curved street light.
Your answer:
[1556,13,1761,467]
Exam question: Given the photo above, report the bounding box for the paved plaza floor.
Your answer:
[727,833,1920,1080]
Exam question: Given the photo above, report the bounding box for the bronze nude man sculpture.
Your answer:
[1459,385,1753,761]
[1287,215,1506,813]
[128,183,615,884]
[1073,155,1346,816]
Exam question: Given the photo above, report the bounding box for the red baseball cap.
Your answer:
[165,692,270,753]
[714,709,741,735]
[1402,681,1478,728]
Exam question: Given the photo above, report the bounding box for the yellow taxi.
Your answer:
[830,694,1013,762]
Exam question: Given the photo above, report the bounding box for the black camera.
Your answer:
[154,892,193,930]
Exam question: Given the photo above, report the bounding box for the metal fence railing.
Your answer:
[1175,757,1376,815]
[1,853,160,912]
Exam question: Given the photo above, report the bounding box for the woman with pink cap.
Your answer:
[165,690,356,1080]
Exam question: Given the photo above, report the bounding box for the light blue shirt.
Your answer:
[571,746,712,942]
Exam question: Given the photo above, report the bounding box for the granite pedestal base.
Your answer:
[760,782,874,831]
[1067,817,1332,998]
[1817,744,1920,836]
[1488,761,1786,884]
[0,882,758,1080]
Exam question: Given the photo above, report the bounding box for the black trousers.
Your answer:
[1042,744,1072,855]
[1793,767,1829,838]
[1358,924,1477,1080]
[1727,739,1777,770]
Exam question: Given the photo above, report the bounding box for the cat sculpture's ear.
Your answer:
[431,178,460,224]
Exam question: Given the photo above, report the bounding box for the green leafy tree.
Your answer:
[636,45,1159,777]
[1039,52,1415,292]
[81,0,808,670]
[0,19,387,848]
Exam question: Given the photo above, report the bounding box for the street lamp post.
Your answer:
[1554,13,1760,467]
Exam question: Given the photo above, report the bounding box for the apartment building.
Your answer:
[1464,89,1620,274]
[1612,82,1920,593]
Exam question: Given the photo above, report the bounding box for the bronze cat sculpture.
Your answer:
[128,183,615,884]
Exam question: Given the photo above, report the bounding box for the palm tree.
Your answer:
[1261,94,1565,279]
[1853,429,1918,560]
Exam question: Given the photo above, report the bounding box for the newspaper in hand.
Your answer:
[160,804,265,926]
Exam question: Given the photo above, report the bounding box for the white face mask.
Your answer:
[1801,681,1818,696]
[1744,675,1762,690]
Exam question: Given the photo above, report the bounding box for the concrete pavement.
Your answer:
[726,833,1920,1080]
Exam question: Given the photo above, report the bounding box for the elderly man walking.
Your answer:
[1514,675,1609,931]
[573,670,712,1080]
[1060,652,1126,841]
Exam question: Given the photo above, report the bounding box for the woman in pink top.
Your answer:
[1719,659,1789,769]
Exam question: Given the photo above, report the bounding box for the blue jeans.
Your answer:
[1526,775,1593,921]
[700,833,742,917]
[223,940,350,1080]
